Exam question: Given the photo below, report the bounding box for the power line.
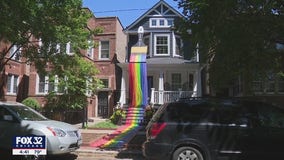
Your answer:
[93,6,180,14]
[94,8,149,14]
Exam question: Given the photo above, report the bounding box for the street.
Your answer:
[1,141,145,160]
[2,149,145,160]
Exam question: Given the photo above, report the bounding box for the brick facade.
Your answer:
[1,10,126,121]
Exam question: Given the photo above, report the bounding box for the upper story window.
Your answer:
[100,79,109,88]
[154,34,170,56]
[150,18,174,28]
[7,74,18,95]
[86,40,94,59]
[173,35,183,57]
[66,42,74,55]
[9,45,21,61]
[99,41,110,60]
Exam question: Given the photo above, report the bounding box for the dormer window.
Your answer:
[150,18,174,28]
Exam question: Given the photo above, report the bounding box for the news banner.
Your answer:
[13,136,46,155]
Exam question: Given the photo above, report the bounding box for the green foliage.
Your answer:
[22,98,40,110]
[0,0,103,106]
[45,54,102,110]
[110,108,126,125]
[89,120,117,129]
[176,0,284,94]
[144,105,154,124]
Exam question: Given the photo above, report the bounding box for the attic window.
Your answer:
[150,18,174,28]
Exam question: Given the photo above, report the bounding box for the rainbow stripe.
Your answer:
[90,46,148,149]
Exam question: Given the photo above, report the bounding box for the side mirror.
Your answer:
[3,115,13,121]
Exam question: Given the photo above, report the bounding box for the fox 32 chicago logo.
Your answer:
[13,136,46,155]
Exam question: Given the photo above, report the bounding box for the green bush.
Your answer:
[110,108,126,125]
[22,98,40,110]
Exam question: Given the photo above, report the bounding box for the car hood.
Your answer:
[22,120,78,131]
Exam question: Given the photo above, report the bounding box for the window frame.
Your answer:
[36,74,61,95]
[171,73,182,91]
[149,18,174,28]
[154,34,170,56]
[66,42,74,55]
[7,74,19,95]
[99,40,110,60]
[9,45,21,61]
[100,78,109,89]
[86,40,94,59]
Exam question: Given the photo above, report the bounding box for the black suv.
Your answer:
[143,98,284,160]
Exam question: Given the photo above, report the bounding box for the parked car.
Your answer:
[143,97,284,160]
[0,101,82,157]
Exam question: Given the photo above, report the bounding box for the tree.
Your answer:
[176,0,284,95]
[45,54,102,110]
[0,0,101,101]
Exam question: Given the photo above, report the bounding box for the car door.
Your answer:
[256,103,284,159]
[0,106,21,149]
[214,105,251,160]
[234,102,273,160]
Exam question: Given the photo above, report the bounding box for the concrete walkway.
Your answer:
[73,117,144,159]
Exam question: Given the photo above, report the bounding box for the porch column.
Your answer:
[193,70,202,97]
[150,88,155,104]
[119,69,127,106]
[158,72,164,104]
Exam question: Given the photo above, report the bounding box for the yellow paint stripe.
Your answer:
[131,46,147,54]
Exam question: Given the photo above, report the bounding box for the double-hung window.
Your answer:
[99,41,110,59]
[100,79,109,88]
[172,73,182,91]
[87,40,94,59]
[154,34,170,56]
[66,42,74,55]
[37,74,58,94]
[7,74,18,95]
[10,45,21,61]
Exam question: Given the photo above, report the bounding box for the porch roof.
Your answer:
[146,57,196,64]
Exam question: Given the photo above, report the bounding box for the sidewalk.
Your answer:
[73,117,144,159]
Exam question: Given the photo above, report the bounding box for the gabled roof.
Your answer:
[124,0,183,31]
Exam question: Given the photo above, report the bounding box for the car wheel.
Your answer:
[172,146,204,160]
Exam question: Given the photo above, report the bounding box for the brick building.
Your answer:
[0,9,126,121]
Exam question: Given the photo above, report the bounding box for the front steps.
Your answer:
[122,105,145,125]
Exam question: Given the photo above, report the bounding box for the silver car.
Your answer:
[0,101,82,156]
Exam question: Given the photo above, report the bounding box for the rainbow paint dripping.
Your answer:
[90,30,148,149]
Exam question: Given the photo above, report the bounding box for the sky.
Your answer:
[82,0,182,28]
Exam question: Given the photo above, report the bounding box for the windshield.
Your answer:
[7,105,48,121]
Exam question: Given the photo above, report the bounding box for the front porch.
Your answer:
[150,89,196,105]
[117,62,203,106]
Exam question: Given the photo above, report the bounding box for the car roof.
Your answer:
[0,101,25,106]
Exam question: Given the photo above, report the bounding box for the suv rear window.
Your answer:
[165,102,214,123]
[157,100,250,124]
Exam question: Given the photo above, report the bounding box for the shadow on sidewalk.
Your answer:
[115,131,146,160]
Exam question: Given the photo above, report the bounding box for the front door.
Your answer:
[98,91,108,118]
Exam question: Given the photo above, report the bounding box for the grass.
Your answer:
[88,120,118,129]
